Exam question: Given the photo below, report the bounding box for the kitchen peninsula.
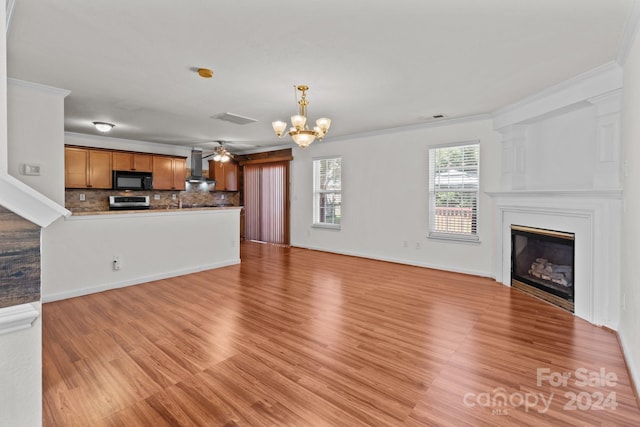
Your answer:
[42,205,241,302]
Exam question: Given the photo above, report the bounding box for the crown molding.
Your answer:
[7,78,70,97]
[326,113,492,144]
[492,62,623,129]
[6,0,16,33]
[617,0,640,66]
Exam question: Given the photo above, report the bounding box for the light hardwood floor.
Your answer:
[43,242,640,426]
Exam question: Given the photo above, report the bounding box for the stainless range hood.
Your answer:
[186,148,215,186]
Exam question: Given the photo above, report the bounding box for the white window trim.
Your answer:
[313,156,342,230]
[428,140,480,244]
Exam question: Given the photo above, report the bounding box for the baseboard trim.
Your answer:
[616,328,640,408]
[42,259,240,302]
[291,244,494,279]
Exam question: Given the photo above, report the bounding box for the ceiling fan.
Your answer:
[202,141,234,163]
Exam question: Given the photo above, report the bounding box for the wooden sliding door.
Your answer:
[243,160,290,245]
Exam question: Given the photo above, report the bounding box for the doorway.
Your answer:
[243,160,290,245]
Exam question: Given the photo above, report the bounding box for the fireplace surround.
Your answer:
[489,190,621,328]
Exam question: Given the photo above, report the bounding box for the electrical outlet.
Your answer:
[113,256,121,271]
[79,193,86,201]
[154,194,160,200]
[172,194,177,200]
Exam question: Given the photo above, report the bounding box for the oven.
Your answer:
[109,196,150,210]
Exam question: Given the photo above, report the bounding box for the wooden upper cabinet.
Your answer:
[65,147,112,189]
[172,158,187,190]
[65,147,89,188]
[88,150,113,188]
[113,152,153,172]
[209,160,238,191]
[153,156,186,190]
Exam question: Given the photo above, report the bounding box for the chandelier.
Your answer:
[272,85,331,148]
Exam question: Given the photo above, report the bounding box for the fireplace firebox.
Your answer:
[511,225,575,312]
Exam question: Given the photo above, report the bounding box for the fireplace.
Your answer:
[511,225,575,312]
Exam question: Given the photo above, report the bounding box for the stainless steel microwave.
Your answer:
[112,170,153,190]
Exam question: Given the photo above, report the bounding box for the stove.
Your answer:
[109,195,150,210]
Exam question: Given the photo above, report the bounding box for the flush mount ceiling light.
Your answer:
[272,85,331,148]
[92,121,115,132]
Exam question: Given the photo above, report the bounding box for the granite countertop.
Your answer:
[71,205,241,216]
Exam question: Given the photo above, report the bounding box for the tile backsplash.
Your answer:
[65,185,240,213]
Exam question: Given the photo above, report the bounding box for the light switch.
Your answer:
[19,163,42,176]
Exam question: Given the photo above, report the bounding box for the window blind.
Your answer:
[313,157,342,227]
[428,143,479,239]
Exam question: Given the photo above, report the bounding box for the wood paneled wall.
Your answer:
[0,207,41,308]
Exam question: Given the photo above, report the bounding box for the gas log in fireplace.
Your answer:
[511,225,575,312]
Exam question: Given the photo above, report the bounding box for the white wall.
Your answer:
[525,106,597,190]
[1,5,42,427]
[0,303,42,427]
[8,80,68,205]
[290,119,501,277]
[619,25,640,397]
[42,209,240,301]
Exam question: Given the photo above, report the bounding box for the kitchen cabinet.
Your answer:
[208,160,238,191]
[153,156,186,190]
[65,147,112,189]
[113,152,153,172]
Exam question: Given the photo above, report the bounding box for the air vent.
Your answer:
[212,112,258,125]
[420,114,448,123]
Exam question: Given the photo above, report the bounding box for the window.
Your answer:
[313,156,342,228]
[428,142,479,242]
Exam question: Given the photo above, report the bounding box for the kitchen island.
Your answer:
[41,206,241,301]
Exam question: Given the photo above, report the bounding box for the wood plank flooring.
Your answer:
[43,242,640,426]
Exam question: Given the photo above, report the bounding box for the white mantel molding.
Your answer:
[0,303,40,335]
[486,189,623,200]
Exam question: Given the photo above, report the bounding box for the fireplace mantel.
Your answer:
[488,190,621,329]
[486,189,622,199]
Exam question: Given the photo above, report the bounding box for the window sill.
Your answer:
[312,223,341,231]
[428,232,480,245]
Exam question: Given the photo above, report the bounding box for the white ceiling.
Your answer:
[7,0,633,152]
